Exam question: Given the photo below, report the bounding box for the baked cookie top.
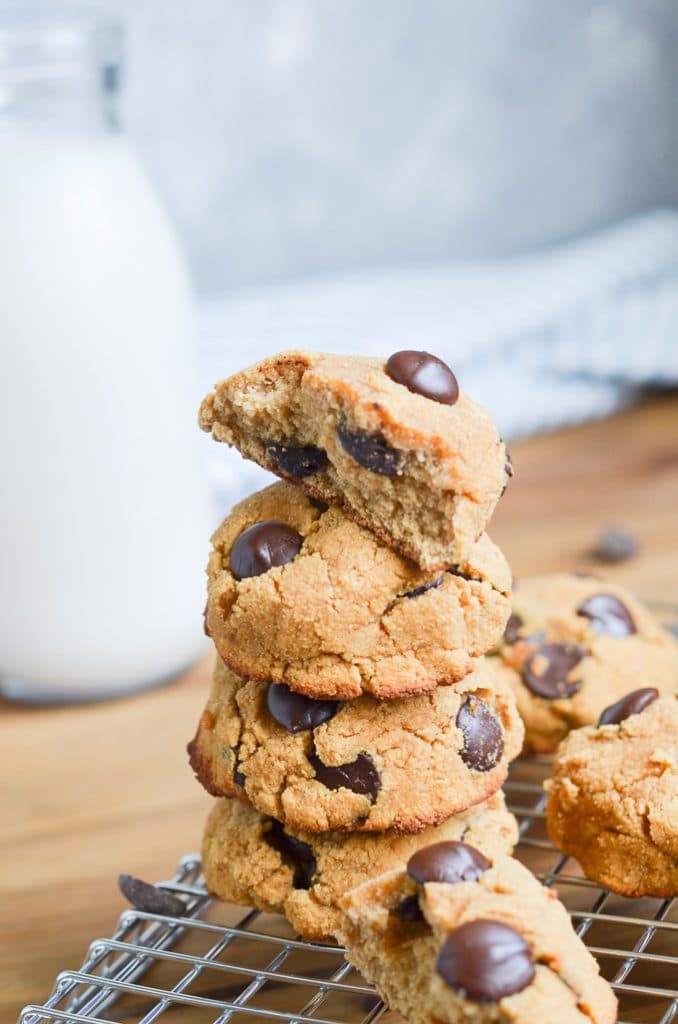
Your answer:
[205,481,511,700]
[201,791,518,943]
[199,350,509,571]
[189,656,523,833]
[546,691,678,898]
[339,845,617,1024]
[497,572,678,752]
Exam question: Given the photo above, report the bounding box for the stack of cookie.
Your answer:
[188,349,524,941]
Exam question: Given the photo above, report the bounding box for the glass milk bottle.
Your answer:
[0,11,214,701]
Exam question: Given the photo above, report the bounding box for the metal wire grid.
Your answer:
[17,758,677,1024]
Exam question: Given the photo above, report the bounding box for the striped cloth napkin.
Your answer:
[197,209,678,504]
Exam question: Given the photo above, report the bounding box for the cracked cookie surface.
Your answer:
[496,573,678,752]
[189,656,523,833]
[199,350,509,571]
[546,692,678,897]
[201,791,518,942]
[205,482,512,700]
[338,848,616,1024]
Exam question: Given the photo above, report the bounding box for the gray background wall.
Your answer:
[92,0,678,294]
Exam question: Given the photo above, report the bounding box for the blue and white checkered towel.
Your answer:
[198,209,678,503]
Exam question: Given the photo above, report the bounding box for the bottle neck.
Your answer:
[0,11,122,135]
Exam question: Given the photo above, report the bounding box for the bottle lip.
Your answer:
[0,6,123,89]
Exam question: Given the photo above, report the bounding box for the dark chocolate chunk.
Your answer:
[576,593,636,637]
[591,526,639,563]
[436,919,535,1002]
[503,612,523,644]
[401,576,444,600]
[337,425,402,476]
[522,642,585,700]
[407,841,490,886]
[392,895,425,922]
[597,687,659,727]
[385,350,459,405]
[308,751,381,801]
[266,442,329,478]
[202,602,210,637]
[230,521,302,580]
[118,874,186,917]
[456,696,504,772]
[266,682,339,733]
[232,744,246,788]
[264,820,316,889]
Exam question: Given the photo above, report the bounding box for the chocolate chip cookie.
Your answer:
[546,691,678,898]
[189,655,523,833]
[201,791,518,942]
[205,482,512,700]
[497,573,678,752]
[338,844,617,1023]
[199,350,510,571]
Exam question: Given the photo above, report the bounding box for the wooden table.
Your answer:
[2,394,678,1023]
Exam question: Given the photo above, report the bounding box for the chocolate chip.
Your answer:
[436,920,535,1002]
[266,442,329,478]
[407,841,490,886]
[308,751,381,801]
[522,642,585,700]
[232,744,246,788]
[118,875,186,917]
[266,682,339,733]
[597,687,659,726]
[230,521,302,580]
[385,350,459,405]
[401,577,444,600]
[202,602,210,637]
[591,526,639,563]
[392,895,425,922]
[337,425,402,476]
[264,820,316,889]
[456,696,504,772]
[576,593,636,637]
[503,612,523,644]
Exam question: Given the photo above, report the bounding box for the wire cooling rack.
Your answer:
[17,756,678,1024]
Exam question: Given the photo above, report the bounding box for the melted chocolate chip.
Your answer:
[266,442,329,478]
[436,920,535,1002]
[264,820,316,889]
[401,576,444,599]
[337,426,402,476]
[118,875,186,917]
[392,895,425,922]
[385,350,459,405]
[308,751,381,801]
[266,682,339,733]
[522,642,585,700]
[504,612,523,644]
[456,696,504,772]
[597,687,659,726]
[407,841,490,886]
[230,521,302,580]
[232,745,246,788]
[591,526,639,563]
[576,593,637,637]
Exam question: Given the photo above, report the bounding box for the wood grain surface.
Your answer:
[2,394,677,1023]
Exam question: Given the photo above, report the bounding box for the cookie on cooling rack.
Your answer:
[204,481,512,701]
[546,690,678,898]
[188,656,523,833]
[201,791,518,942]
[338,842,617,1024]
[497,573,678,752]
[199,350,510,571]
